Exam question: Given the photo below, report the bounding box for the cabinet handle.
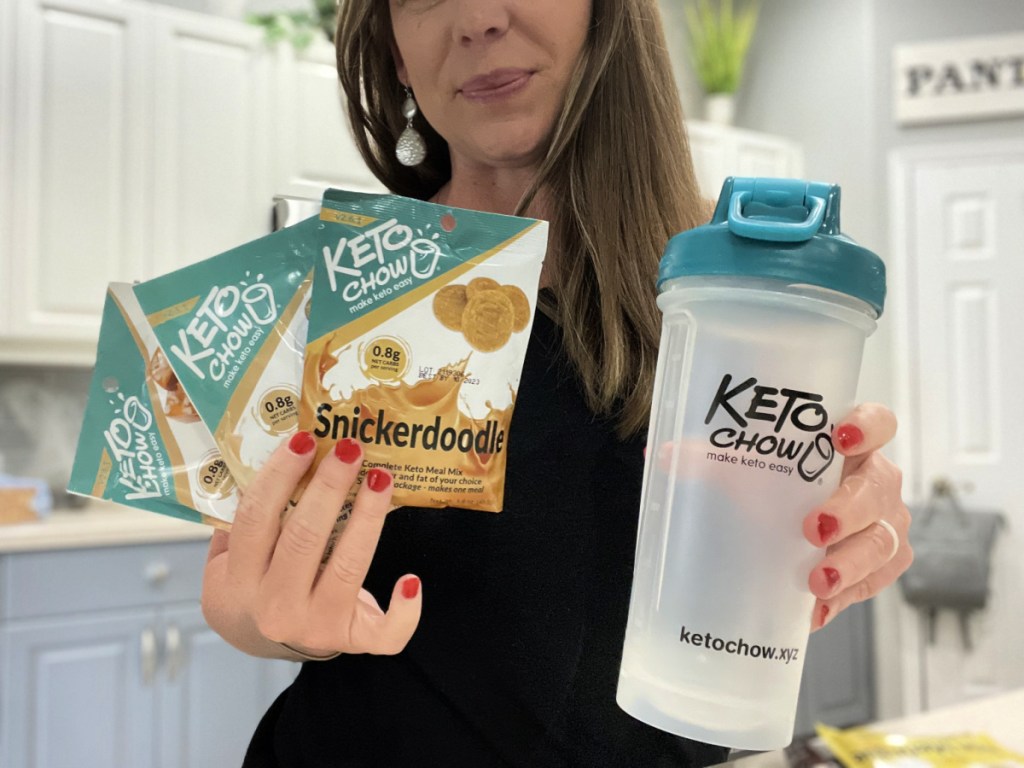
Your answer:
[144,561,171,586]
[165,624,183,682]
[140,627,158,686]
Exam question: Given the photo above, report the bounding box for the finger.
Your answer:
[207,529,230,562]
[811,542,914,630]
[350,575,423,655]
[832,403,897,477]
[227,431,318,582]
[808,509,910,601]
[802,451,903,547]
[201,532,233,630]
[264,438,365,599]
[317,467,394,604]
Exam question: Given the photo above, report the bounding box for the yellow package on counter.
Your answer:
[817,724,1024,768]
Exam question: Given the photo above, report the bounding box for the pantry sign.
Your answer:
[894,32,1024,125]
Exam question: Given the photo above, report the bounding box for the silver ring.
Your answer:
[876,519,899,562]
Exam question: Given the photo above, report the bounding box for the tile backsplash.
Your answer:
[0,365,93,506]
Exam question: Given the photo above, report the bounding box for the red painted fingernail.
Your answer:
[823,567,841,590]
[820,604,831,627]
[402,576,420,600]
[834,423,864,452]
[334,438,361,464]
[288,431,316,455]
[366,468,391,493]
[818,513,839,544]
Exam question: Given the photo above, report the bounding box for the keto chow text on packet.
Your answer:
[302,189,548,514]
[68,283,236,527]
[133,216,319,489]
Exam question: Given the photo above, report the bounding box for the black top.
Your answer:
[243,308,728,768]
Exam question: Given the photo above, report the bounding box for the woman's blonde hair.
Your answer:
[335,0,707,437]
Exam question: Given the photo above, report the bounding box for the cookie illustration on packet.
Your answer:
[432,278,531,351]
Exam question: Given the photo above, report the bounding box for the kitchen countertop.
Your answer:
[729,688,1024,767]
[0,501,212,553]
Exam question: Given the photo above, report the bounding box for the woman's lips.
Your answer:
[459,68,533,102]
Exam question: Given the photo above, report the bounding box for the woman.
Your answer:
[202,1,912,765]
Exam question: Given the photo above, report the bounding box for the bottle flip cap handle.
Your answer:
[725,178,836,243]
[659,176,885,316]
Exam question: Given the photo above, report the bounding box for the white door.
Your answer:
[891,141,1024,711]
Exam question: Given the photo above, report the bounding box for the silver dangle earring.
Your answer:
[395,87,427,167]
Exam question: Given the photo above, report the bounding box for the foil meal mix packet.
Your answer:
[132,216,319,489]
[68,283,236,527]
[301,188,549,513]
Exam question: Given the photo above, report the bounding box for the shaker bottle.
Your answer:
[616,177,886,750]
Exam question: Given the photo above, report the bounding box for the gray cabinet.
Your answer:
[2,610,154,767]
[794,600,875,736]
[0,540,297,768]
[158,603,297,768]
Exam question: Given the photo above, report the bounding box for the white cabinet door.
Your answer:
[149,9,273,275]
[9,0,149,340]
[0,611,155,768]
[687,121,804,201]
[0,0,16,335]
[157,603,298,768]
[272,39,385,202]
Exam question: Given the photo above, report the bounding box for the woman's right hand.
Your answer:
[200,432,422,659]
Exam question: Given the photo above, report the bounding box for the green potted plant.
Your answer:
[247,0,337,50]
[683,0,759,124]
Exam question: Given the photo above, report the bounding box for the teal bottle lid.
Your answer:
[658,177,886,316]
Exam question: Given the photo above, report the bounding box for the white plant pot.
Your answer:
[704,93,736,125]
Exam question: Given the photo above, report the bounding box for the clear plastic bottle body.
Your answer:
[617,277,877,750]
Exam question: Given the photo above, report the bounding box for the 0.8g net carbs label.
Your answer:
[301,189,548,513]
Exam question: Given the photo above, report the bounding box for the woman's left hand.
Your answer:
[804,403,913,631]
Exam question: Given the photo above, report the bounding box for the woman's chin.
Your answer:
[454,126,551,170]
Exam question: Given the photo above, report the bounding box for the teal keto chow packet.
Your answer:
[68,283,236,527]
[132,216,318,489]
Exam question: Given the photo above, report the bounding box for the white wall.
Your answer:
[658,0,706,122]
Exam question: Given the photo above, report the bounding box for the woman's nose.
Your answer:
[451,0,511,46]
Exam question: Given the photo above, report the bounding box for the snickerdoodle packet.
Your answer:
[301,188,548,514]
